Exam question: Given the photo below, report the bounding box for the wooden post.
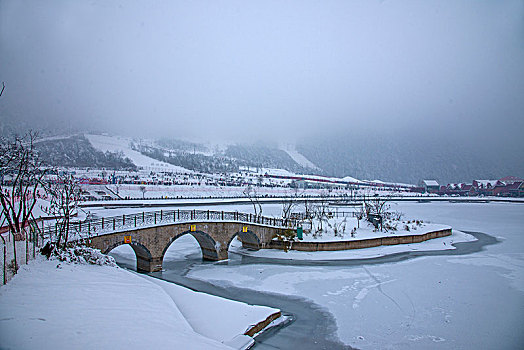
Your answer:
[134,216,137,227]
[221,211,224,220]
[113,218,115,230]
[207,210,210,220]
[160,210,163,221]
[142,212,145,222]
[154,212,157,225]
[123,215,125,226]
[102,217,104,229]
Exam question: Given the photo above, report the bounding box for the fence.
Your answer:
[1,228,44,285]
[41,209,300,243]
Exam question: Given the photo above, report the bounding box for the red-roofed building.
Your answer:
[498,176,524,185]
[472,180,503,196]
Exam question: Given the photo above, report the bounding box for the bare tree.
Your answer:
[42,173,81,250]
[0,131,48,273]
[363,195,391,231]
[312,193,330,233]
[281,187,303,225]
[243,184,262,216]
[355,203,365,229]
[139,185,147,199]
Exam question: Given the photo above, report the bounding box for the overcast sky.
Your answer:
[1,0,523,145]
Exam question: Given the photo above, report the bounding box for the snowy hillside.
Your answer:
[280,144,320,170]
[86,134,192,173]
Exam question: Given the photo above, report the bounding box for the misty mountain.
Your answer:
[224,144,313,174]
[135,143,239,174]
[297,133,524,184]
[35,135,137,170]
[12,131,524,184]
[130,140,314,175]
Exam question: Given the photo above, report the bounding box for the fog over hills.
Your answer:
[297,133,523,184]
[1,0,523,184]
[21,131,523,185]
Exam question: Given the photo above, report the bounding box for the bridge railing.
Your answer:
[41,209,299,241]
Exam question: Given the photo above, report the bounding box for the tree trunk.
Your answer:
[11,231,18,273]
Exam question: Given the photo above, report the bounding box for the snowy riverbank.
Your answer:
[0,257,280,350]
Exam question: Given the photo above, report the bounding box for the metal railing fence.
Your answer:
[41,209,301,241]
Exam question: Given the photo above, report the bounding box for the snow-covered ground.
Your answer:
[181,202,524,349]
[0,257,280,350]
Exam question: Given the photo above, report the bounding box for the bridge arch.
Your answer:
[162,230,219,261]
[227,229,261,251]
[105,241,153,273]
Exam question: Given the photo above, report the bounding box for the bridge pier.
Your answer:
[216,247,229,261]
[137,256,163,273]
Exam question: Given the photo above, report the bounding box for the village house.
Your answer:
[472,180,503,196]
[420,180,440,194]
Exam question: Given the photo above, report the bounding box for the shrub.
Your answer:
[41,242,117,267]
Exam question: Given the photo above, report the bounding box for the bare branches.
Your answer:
[0,131,48,272]
[42,173,81,249]
[139,185,147,199]
[363,194,392,231]
[0,82,4,97]
[243,184,262,216]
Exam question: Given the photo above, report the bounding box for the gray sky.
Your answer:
[1,0,523,144]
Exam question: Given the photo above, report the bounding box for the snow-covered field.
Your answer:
[103,183,370,199]
[0,257,279,350]
[181,202,524,349]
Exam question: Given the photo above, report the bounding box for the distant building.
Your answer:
[501,181,524,197]
[498,176,524,185]
[420,180,440,194]
[472,180,503,196]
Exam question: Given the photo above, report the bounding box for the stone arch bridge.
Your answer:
[42,209,296,272]
[90,221,286,272]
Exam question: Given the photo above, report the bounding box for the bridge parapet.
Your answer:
[42,209,298,242]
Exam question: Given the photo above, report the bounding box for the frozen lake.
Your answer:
[109,201,524,349]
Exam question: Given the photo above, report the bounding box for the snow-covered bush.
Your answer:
[327,218,347,237]
[384,220,398,232]
[41,242,117,267]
